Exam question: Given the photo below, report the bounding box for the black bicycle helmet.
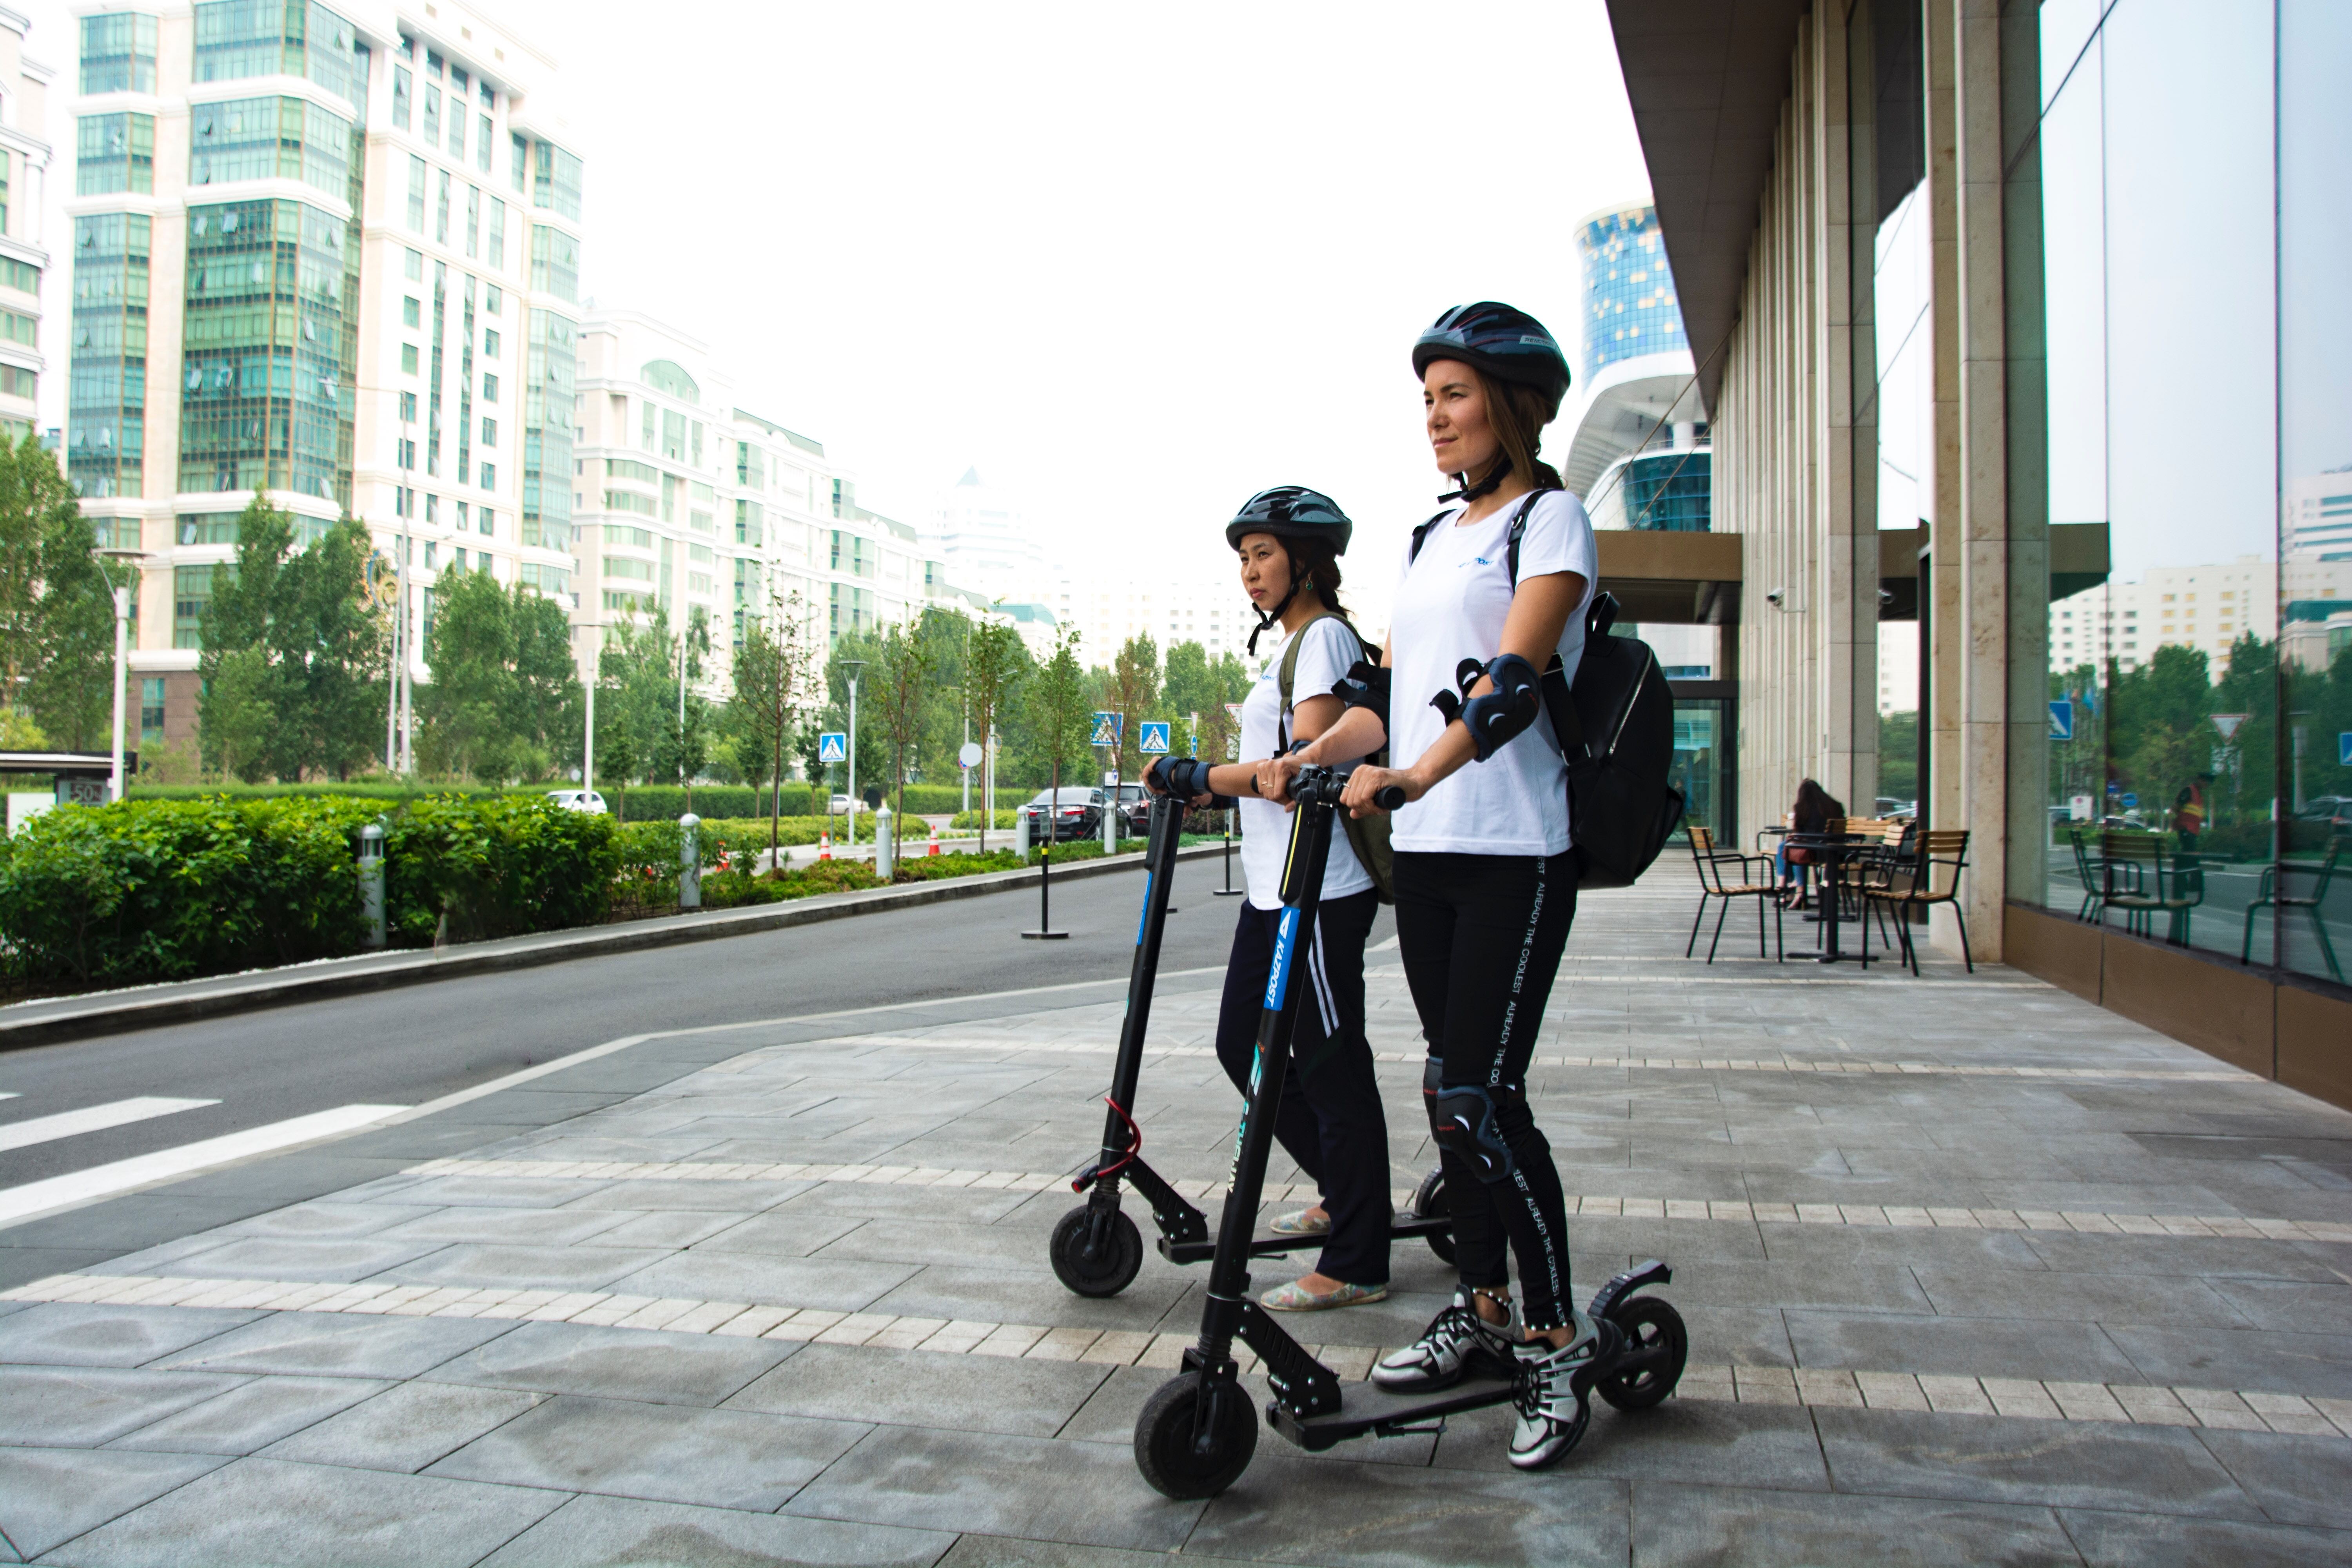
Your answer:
[1411,301,1572,405]
[1223,485,1353,553]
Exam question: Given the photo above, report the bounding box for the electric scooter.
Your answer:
[1130,767,1688,1498]
[1048,785,1455,1299]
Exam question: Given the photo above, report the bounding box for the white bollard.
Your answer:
[357,822,386,948]
[875,803,895,880]
[679,812,701,909]
[1014,806,1031,860]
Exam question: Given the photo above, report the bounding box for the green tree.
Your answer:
[963,618,1029,851]
[1162,640,1217,739]
[1103,632,1160,782]
[196,496,388,781]
[1025,624,1091,818]
[595,606,682,818]
[871,617,936,859]
[418,568,582,784]
[0,435,112,749]
[726,589,819,862]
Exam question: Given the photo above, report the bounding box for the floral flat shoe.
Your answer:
[1268,1208,1330,1235]
[1259,1279,1389,1312]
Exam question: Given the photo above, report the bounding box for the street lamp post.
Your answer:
[96,548,148,802]
[840,658,865,848]
[386,410,416,773]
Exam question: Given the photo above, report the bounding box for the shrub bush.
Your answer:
[385,794,621,945]
[0,795,378,987]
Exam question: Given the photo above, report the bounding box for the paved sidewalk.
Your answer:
[4,873,2351,1564]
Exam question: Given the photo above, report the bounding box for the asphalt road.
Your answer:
[0,856,1375,1192]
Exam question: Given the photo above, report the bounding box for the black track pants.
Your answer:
[1212,890,1392,1286]
[1393,851,1578,1330]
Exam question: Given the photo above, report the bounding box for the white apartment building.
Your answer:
[570,309,995,699]
[2285,468,2352,562]
[924,466,1044,607]
[1047,570,1262,671]
[2049,557,2352,675]
[0,9,49,443]
[65,0,580,748]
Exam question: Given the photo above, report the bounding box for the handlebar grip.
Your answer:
[1373,784,1408,811]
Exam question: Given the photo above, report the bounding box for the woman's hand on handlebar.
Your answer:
[1340,764,1421,818]
[1255,753,1306,807]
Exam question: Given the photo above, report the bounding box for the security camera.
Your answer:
[1765,588,1786,607]
[1877,586,1895,606]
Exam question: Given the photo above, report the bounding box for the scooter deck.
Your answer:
[1158,1213,1451,1265]
[1267,1372,1519,1452]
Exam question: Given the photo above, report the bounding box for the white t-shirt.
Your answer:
[1238,616,1377,910]
[1387,489,1599,856]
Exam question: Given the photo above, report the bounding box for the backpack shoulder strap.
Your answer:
[1275,612,1350,750]
[1502,487,1553,586]
[1406,508,1451,567]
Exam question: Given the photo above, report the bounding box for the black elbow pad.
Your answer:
[1330,661,1391,727]
[1454,653,1543,762]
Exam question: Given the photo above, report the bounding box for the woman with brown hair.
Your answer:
[1281,301,1603,1468]
[1777,778,1845,906]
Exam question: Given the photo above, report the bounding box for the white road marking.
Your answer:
[0,1104,407,1229]
[0,1097,221,1154]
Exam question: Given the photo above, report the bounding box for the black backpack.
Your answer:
[1408,492,1686,889]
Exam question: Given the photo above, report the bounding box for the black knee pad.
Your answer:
[1427,1071,1527,1185]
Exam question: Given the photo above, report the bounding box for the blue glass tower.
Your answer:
[1578,206,1686,374]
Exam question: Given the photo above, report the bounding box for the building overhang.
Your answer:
[1595,529,1744,625]
[1603,0,1809,414]
[1564,351,1706,497]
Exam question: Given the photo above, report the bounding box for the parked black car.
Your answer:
[1112,782,1150,837]
[1019,787,1105,842]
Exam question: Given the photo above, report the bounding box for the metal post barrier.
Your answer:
[1216,806,1244,896]
[1014,805,1031,861]
[679,812,701,909]
[1102,789,1117,853]
[358,822,386,948]
[875,803,895,880]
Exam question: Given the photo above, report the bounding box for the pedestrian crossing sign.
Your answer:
[817,732,847,764]
[1140,721,1171,755]
[1091,711,1123,748]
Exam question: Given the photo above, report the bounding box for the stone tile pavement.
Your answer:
[5,873,2352,1564]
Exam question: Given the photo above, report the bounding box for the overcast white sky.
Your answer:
[29,0,1650,630]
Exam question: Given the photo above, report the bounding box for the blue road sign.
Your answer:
[2122,793,2138,808]
[1091,711,1123,748]
[2342,732,2352,767]
[817,732,847,764]
[1139,721,1172,755]
[2048,700,2073,742]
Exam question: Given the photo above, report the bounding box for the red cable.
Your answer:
[1074,1094,1143,1190]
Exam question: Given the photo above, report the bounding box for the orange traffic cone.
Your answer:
[818,831,831,861]
[928,823,940,857]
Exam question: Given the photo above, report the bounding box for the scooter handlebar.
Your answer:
[1372,784,1408,812]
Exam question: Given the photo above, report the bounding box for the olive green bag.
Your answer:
[1277,614,1396,904]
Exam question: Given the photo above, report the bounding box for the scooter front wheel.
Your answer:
[1409,1167,1456,1265]
[1597,1296,1688,1411]
[1134,1371,1257,1499]
[1050,1203,1143,1298]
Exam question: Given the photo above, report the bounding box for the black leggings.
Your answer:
[1394,851,1578,1330]
[1212,890,1391,1286]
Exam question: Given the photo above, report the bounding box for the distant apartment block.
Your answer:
[0,7,51,445]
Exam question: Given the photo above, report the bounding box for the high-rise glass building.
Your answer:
[67,2,584,745]
[1566,204,1711,533]
[1577,205,1688,376]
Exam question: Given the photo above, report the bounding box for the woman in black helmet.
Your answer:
[1147,486,1392,1313]
[1279,303,1600,1468]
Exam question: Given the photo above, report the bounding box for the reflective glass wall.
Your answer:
[2010,0,2350,984]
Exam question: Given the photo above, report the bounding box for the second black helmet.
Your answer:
[1412,301,1572,407]
[1223,486,1353,554]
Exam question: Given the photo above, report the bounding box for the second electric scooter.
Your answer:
[1048,773,1454,1298]
[1130,767,1688,1498]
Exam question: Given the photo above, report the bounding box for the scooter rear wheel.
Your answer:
[1050,1203,1143,1298]
[1597,1295,1687,1411]
[1409,1167,1456,1265]
[1134,1372,1257,1499]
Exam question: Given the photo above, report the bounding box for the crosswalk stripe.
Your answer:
[5,1270,2342,1441]
[0,1097,221,1154]
[390,1157,2352,1243]
[0,1104,407,1229]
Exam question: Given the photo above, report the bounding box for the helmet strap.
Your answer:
[1440,454,1512,505]
[1247,556,1304,657]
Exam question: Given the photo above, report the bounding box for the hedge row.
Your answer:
[0,794,621,989]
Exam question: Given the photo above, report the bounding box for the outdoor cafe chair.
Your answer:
[2098,830,2203,947]
[2241,835,2342,982]
[1684,826,1785,964]
[1860,829,1973,975]
[2067,825,2104,922]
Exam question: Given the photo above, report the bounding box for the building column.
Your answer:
[1926,0,2011,956]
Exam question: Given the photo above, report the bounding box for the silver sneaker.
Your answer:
[1507,1306,1612,1470]
[1371,1290,1518,1392]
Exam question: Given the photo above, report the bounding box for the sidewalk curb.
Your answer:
[0,841,1238,1053]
